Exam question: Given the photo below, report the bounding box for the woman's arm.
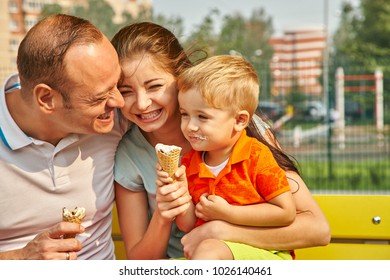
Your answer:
[155,164,196,233]
[115,182,173,259]
[181,171,330,258]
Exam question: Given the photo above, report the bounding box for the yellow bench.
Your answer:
[295,194,390,259]
[113,195,390,260]
[112,203,126,260]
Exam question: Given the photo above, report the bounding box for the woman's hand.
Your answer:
[181,220,227,259]
[155,164,192,221]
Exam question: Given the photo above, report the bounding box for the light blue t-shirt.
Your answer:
[114,125,185,258]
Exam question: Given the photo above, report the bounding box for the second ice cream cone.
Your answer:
[62,206,86,238]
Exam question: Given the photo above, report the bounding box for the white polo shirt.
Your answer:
[0,74,123,259]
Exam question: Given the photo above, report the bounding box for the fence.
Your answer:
[259,63,390,194]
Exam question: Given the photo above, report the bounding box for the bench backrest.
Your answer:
[295,194,390,259]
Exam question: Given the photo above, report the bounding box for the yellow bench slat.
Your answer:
[296,243,390,260]
[313,195,390,240]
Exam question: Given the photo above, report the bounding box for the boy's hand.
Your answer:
[195,193,230,222]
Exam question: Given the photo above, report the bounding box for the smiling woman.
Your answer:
[111,21,194,259]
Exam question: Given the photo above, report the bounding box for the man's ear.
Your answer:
[234,110,250,132]
[34,84,59,112]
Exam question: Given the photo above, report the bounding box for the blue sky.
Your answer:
[152,0,360,36]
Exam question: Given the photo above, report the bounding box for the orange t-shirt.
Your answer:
[181,130,290,227]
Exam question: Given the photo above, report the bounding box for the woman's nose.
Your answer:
[136,91,152,110]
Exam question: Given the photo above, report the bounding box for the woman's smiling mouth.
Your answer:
[137,109,162,120]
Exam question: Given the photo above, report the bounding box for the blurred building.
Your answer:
[269,27,326,99]
[0,0,151,81]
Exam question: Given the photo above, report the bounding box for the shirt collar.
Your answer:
[0,73,34,150]
[186,130,254,177]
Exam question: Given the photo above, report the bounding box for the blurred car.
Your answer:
[294,101,326,122]
[345,100,363,121]
[256,101,286,122]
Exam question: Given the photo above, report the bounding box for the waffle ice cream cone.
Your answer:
[62,206,86,238]
[155,143,182,178]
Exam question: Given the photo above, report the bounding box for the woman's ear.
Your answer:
[34,84,59,113]
[234,110,250,132]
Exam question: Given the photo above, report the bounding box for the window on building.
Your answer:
[8,1,18,13]
[23,0,44,12]
[9,39,19,51]
[9,20,19,32]
[25,18,38,31]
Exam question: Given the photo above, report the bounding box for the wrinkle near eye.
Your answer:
[86,94,109,106]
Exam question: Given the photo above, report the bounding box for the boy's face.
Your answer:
[178,88,239,154]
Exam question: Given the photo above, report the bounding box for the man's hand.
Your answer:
[0,222,84,260]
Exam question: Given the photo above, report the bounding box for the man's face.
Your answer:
[57,37,124,136]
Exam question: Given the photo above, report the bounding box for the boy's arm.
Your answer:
[196,191,296,227]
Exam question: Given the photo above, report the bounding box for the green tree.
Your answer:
[331,0,390,123]
[41,0,119,39]
[73,0,118,39]
[40,3,63,19]
[358,0,390,56]
[332,0,390,69]
[215,8,274,100]
[183,8,220,55]
[214,8,273,59]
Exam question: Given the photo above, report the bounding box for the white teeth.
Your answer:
[140,110,159,119]
[98,112,110,119]
[191,135,207,140]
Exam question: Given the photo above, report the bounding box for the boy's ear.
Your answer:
[234,110,250,132]
[34,84,60,112]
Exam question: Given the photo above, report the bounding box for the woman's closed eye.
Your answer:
[147,83,164,92]
[118,85,134,96]
[119,90,134,96]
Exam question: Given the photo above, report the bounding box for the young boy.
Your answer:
[157,55,296,260]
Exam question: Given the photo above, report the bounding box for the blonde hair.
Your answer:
[178,55,259,116]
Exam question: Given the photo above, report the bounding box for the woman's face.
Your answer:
[118,55,179,133]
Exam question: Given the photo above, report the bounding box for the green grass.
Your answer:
[297,159,390,192]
